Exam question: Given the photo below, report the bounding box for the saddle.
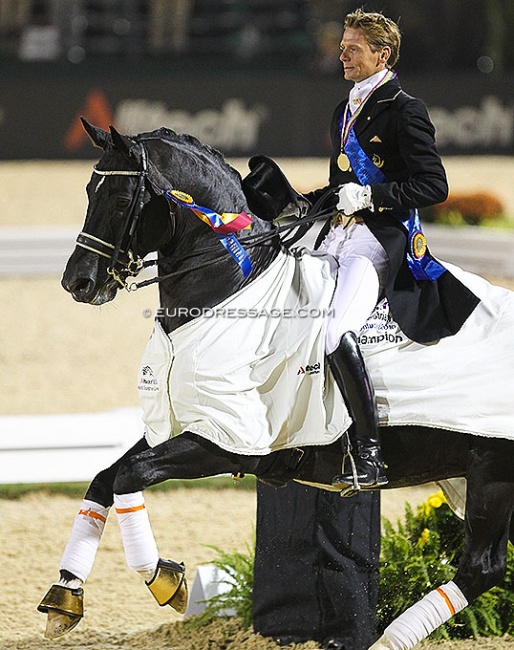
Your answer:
[242,154,311,222]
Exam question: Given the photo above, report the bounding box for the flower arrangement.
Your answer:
[421,191,507,227]
[378,489,514,639]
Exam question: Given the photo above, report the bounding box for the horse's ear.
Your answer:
[80,117,110,149]
[109,125,134,156]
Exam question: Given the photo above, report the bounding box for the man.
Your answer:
[307,9,479,492]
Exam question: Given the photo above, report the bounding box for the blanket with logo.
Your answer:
[137,249,514,455]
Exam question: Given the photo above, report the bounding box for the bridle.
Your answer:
[76,143,151,290]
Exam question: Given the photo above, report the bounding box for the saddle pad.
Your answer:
[137,250,351,453]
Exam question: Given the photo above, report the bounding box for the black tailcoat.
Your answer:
[309,75,479,343]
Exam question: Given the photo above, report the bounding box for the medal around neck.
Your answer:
[337,152,351,172]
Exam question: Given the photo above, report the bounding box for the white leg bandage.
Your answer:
[114,492,159,574]
[59,499,110,583]
[377,581,468,650]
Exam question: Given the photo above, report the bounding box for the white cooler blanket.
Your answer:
[363,262,514,440]
[137,250,514,454]
[138,250,350,454]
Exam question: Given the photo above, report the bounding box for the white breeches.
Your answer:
[319,221,388,354]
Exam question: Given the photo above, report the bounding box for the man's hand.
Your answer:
[336,183,374,215]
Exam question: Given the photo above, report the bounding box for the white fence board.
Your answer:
[0,408,143,484]
[1,225,514,278]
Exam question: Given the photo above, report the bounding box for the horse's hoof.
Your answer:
[44,610,83,639]
[146,558,188,614]
[37,584,84,638]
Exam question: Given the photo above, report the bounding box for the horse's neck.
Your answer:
[146,140,281,332]
[157,213,280,333]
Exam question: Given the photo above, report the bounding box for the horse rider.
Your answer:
[302,8,479,492]
[243,9,479,493]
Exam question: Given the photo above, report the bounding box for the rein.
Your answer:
[132,196,338,290]
[77,141,338,291]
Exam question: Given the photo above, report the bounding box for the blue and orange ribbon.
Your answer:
[165,189,253,277]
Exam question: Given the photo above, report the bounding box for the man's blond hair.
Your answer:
[344,8,401,68]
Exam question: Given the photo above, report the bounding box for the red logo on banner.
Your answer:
[64,89,115,151]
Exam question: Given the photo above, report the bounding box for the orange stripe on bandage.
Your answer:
[436,587,456,616]
[115,503,146,514]
[78,508,107,523]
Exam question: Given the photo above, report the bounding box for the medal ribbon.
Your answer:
[166,189,253,277]
[344,126,446,281]
[340,70,396,150]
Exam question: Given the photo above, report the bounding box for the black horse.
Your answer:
[38,120,514,649]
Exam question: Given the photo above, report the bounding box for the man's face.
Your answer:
[339,27,388,83]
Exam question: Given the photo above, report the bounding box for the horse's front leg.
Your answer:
[37,437,150,638]
[369,438,514,650]
[109,432,257,623]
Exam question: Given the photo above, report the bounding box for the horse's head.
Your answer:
[63,120,281,327]
[62,119,178,304]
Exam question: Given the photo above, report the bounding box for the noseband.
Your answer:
[76,144,150,289]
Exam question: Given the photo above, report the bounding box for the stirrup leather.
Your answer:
[146,558,189,614]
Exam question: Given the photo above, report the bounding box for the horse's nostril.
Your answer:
[62,276,95,298]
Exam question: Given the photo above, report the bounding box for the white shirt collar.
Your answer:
[348,69,390,113]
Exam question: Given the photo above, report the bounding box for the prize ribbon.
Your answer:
[166,189,253,277]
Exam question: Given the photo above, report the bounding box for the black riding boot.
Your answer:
[328,331,388,491]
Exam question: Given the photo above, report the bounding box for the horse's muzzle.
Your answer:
[62,249,118,304]
[62,272,118,304]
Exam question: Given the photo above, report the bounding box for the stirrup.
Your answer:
[333,451,362,497]
[146,558,189,614]
[332,449,388,496]
[37,584,84,638]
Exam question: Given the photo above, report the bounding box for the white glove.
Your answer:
[336,183,374,215]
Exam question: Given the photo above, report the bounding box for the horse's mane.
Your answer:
[134,127,242,185]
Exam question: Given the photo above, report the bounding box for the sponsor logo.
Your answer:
[430,96,514,150]
[138,365,159,392]
[297,361,321,376]
[64,89,115,151]
[65,90,267,154]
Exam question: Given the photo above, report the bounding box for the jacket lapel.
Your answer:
[354,77,402,137]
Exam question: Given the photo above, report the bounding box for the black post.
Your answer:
[253,481,380,650]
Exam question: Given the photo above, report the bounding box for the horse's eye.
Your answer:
[116,197,132,210]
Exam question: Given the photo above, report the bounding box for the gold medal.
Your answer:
[412,232,427,259]
[337,153,351,172]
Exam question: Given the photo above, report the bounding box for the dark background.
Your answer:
[2,0,513,159]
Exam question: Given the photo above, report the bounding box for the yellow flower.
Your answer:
[418,528,430,548]
[424,490,447,516]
